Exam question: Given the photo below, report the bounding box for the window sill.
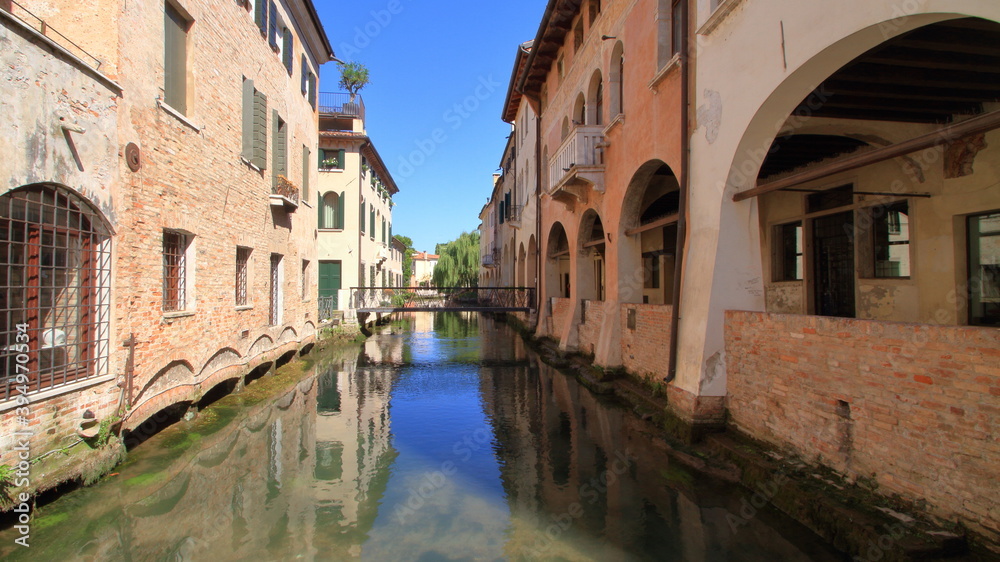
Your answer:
[648,54,681,91]
[240,157,264,173]
[319,168,345,173]
[698,0,746,36]
[603,113,625,136]
[319,228,345,232]
[157,99,202,132]
[0,374,116,414]
[236,305,254,311]
[163,310,196,320]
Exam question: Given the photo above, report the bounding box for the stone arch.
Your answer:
[198,347,243,378]
[618,161,680,305]
[578,209,606,302]
[545,222,571,299]
[610,40,625,115]
[561,116,571,140]
[135,359,195,406]
[587,70,604,126]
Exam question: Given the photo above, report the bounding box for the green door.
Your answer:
[319,261,342,316]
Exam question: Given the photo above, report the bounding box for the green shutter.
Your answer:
[241,78,254,161]
[253,90,267,169]
[268,1,278,48]
[164,4,187,114]
[255,0,266,35]
[319,261,341,309]
[338,149,346,170]
[302,145,310,200]
[337,191,345,229]
[283,28,293,74]
[308,73,317,108]
[317,192,324,228]
[300,55,308,94]
[272,111,286,186]
[360,199,365,234]
[370,206,375,239]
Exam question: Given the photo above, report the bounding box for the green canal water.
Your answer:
[0,313,845,561]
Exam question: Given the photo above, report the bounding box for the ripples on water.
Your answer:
[0,312,843,561]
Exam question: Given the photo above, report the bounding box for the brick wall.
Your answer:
[578,300,605,355]
[620,304,672,382]
[550,298,572,337]
[725,311,1000,541]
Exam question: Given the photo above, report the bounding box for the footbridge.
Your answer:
[351,287,536,314]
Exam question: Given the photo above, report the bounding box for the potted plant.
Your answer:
[320,157,339,170]
[338,61,370,115]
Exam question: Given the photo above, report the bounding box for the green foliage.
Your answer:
[432,231,480,287]
[394,234,415,285]
[338,61,370,99]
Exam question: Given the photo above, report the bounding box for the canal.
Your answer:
[1,313,844,561]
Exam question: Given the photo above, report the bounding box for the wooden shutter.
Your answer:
[301,145,310,200]
[282,28,293,74]
[268,1,278,49]
[253,90,267,169]
[300,55,308,94]
[255,0,266,35]
[241,78,254,161]
[338,149,346,170]
[370,206,375,238]
[164,4,187,114]
[272,111,286,184]
[337,191,345,229]
[308,73,317,108]
[317,192,324,228]
[360,199,365,234]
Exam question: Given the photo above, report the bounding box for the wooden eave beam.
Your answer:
[625,213,679,236]
[734,109,1000,202]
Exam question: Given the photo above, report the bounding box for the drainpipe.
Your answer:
[667,0,690,384]
[534,111,543,327]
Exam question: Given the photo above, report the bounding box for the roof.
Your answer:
[317,132,400,195]
[412,252,439,261]
[294,0,335,62]
[502,41,534,123]
[518,0,583,98]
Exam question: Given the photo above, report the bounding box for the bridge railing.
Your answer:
[350,287,536,311]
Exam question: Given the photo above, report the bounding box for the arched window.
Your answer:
[0,185,112,399]
[611,41,625,115]
[574,93,586,125]
[320,191,344,229]
[588,71,604,126]
[561,117,571,140]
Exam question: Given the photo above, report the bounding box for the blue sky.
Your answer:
[315,0,545,254]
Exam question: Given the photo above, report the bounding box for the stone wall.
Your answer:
[725,310,1000,542]
[550,298,572,338]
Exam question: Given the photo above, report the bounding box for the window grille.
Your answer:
[162,231,187,311]
[0,185,111,399]
[270,254,282,325]
[236,247,251,306]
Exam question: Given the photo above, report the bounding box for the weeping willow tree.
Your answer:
[432,231,480,287]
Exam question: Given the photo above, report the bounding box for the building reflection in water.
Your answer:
[477,314,839,561]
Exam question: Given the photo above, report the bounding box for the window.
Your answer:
[269,254,283,325]
[163,230,190,312]
[611,41,625,115]
[573,19,584,51]
[360,263,366,287]
[861,202,910,279]
[382,270,387,287]
[163,2,190,114]
[360,198,366,235]
[370,265,376,288]
[241,78,267,169]
[301,260,310,300]
[320,191,345,229]
[808,184,853,213]
[236,247,251,306]
[969,212,1000,326]
[282,27,293,75]
[557,55,565,84]
[0,186,112,400]
[589,0,600,26]
[272,112,287,189]
[319,148,346,170]
[671,0,683,57]
[643,253,661,289]
[773,222,803,281]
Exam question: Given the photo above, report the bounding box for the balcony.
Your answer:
[547,126,605,200]
[505,204,523,228]
[270,175,299,210]
[482,246,500,268]
[318,92,365,121]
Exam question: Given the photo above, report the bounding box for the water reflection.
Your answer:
[0,313,841,561]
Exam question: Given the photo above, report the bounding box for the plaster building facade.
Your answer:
[410,251,438,286]
[1,0,332,461]
[315,93,398,322]
[494,0,1000,543]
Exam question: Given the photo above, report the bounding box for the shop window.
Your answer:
[860,201,910,278]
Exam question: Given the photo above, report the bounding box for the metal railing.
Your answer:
[351,287,536,312]
[318,296,338,321]
[318,92,365,121]
[2,2,103,71]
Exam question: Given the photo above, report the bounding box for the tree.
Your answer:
[432,231,480,287]
[394,234,415,286]
[338,61,370,101]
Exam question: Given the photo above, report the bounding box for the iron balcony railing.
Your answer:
[318,92,365,121]
[350,287,536,312]
[318,296,338,322]
[2,1,103,70]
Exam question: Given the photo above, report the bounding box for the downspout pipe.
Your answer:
[667,0,690,384]
[535,109,543,326]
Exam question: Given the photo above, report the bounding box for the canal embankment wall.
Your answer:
[724,310,1000,546]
